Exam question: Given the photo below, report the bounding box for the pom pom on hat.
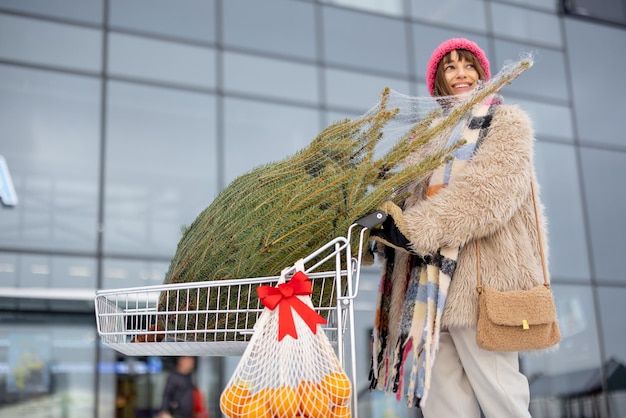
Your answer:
[426,38,491,96]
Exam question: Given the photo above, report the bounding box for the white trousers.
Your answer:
[420,327,532,418]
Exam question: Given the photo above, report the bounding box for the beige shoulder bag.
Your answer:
[475,181,561,352]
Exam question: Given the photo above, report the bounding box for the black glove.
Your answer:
[369,201,416,254]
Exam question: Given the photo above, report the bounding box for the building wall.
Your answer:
[1,0,625,417]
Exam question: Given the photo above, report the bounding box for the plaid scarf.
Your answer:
[369,94,502,407]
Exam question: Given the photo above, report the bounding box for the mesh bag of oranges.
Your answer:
[220,260,352,418]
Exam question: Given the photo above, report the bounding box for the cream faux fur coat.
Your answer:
[396,103,549,328]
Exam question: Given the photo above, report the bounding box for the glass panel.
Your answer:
[491,3,561,47]
[0,65,100,252]
[223,0,316,60]
[508,97,573,141]
[0,315,96,417]
[223,52,318,104]
[97,346,117,418]
[7,254,95,312]
[109,0,216,43]
[524,284,602,399]
[0,14,101,72]
[323,6,409,77]
[497,0,559,12]
[494,39,569,102]
[0,252,18,311]
[0,252,18,288]
[0,0,103,23]
[108,33,216,89]
[410,0,487,33]
[321,0,404,16]
[105,81,217,257]
[534,142,590,281]
[11,254,96,289]
[412,25,489,80]
[597,286,626,416]
[102,258,169,289]
[565,19,626,147]
[565,0,626,25]
[325,68,411,113]
[580,148,626,283]
[597,286,626,364]
[223,98,320,184]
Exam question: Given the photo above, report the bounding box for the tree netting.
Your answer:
[220,261,352,418]
[152,54,534,341]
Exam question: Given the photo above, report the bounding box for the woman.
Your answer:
[370,38,547,417]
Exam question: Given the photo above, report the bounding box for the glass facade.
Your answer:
[1,0,625,417]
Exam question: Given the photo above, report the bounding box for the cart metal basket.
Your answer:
[95,212,385,418]
[95,211,384,356]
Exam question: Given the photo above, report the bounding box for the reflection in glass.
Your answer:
[597,286,626,364]
[0,14,101,72]
[108,33,216,89]
[0,65,100,252]
[109,0,216,43]
[524,284,603,416]
[0,317,96,417]
[105,81,217,257]
[597,286,626,417]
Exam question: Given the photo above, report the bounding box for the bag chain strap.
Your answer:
[475,180,549,293]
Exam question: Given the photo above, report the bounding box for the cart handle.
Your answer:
[354,210,387,230]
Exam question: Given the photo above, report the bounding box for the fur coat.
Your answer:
[396,103,549,328]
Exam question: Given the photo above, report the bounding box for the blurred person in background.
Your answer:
[158,356,197,418]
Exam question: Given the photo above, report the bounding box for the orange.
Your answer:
[252,387,273,403]
[221,384,251,417]
[320,372,351,406]
[330,405,351,418]
[269,385,299,418]
[297,380,318,400]
[299,381,331,417]
[240,394,271,418]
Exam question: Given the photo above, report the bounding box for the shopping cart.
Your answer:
[95,211,387,416]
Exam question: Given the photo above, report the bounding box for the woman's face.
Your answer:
[442,50,480,96]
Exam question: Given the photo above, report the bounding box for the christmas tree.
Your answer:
[150,57,532,341]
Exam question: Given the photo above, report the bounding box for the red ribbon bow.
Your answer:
[256,271,327,341]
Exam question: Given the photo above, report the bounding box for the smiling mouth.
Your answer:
[453,83,473,89]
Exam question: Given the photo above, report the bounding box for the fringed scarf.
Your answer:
[369,94,502,407]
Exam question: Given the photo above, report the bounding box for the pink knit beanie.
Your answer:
[426,38,491,96]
